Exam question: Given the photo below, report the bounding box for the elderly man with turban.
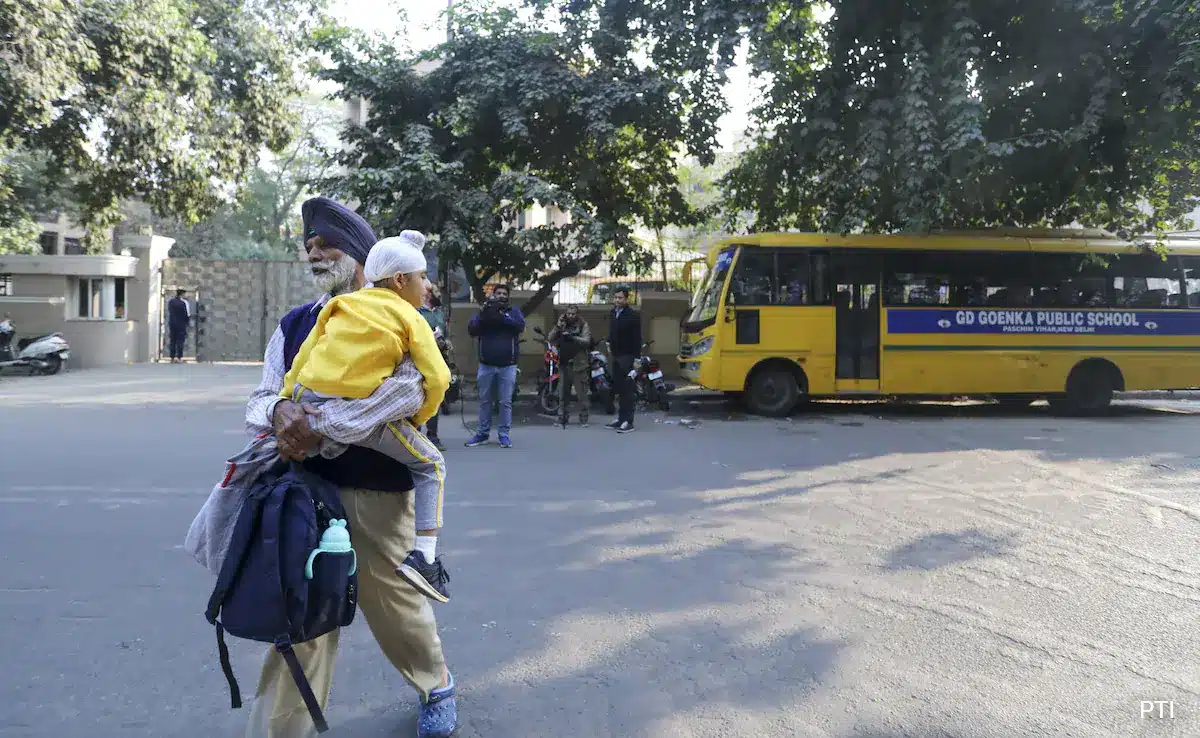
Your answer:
[242,197,459,738]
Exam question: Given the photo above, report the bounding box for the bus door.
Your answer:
[833,254,881,388]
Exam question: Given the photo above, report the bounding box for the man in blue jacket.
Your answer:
[465,283,525,448]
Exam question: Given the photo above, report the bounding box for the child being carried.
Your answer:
[236,230,454,603]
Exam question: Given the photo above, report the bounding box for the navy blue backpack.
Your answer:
[205,460,359,733]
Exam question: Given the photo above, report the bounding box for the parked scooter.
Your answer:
[632,340,674,411]
[0,318,70,375]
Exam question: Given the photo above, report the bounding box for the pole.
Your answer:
[447,0,453,41]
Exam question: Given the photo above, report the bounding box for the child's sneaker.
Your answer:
[464,432,489,447]
[396,551,450,603]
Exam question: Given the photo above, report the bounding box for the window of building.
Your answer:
[115,278,127,319]
[516,210,527,229]
[0,274,11,296]
[39,232,57,255]
[74,278,105,318]
[64,237,84,255]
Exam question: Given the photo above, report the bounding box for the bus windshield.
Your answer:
[686,247,736,324]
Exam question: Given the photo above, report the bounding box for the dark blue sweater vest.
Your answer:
[279,302,415,493]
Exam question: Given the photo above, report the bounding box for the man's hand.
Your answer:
[272,400,322,461]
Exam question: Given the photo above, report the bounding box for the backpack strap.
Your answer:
[276,636,330,733]
[203,461,287,711]
[204,491,268,710]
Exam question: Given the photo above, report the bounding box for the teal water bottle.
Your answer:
[305,519,358,580]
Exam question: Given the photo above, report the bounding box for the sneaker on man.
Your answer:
[429,436,446,452]
[499,433,512,448]
[464,432,489,448]
[605,419,622,430]
[616,421,635,434]
[579,414,590,428]
[396,551,450,603]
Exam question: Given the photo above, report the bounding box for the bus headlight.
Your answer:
[689,337,714,357]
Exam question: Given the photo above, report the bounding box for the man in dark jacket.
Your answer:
[464,283,525,448]
[606,287,642,433]
[243,197,458,738]
[166,289,190,363]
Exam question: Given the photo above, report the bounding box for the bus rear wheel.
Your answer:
[1054,361,1118,416]
[744,364,803,417]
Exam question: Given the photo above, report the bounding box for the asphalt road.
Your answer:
[1,364,1198,738]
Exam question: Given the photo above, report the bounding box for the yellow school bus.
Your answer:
[678,230,1200,416]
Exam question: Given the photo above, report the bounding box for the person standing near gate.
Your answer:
[167,289,190,363]
[606,287,642,433]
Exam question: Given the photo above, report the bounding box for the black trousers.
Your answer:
[168,329,187,360]
[424,411,440,439]
[613,354,636,424]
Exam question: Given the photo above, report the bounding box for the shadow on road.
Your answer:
[884,530,1017,572]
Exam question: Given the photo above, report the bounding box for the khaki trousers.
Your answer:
[245,488,448,738]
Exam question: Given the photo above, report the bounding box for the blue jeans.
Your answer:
[477,363,517,436]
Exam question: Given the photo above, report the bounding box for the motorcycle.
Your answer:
[0,318,70,375]
[532,327,562,415]
[588,339,615,415]
[632,340,674,411]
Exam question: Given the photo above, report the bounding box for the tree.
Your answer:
[720,0,1200,237]
[321,4,717,313]
[0,0,330,240]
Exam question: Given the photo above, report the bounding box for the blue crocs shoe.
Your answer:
[464,432,489,448]
[418,673,458,738]
[498,433,512,449]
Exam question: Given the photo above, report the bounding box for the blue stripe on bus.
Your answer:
[886,308,1200,336]
[882,345,1200,352]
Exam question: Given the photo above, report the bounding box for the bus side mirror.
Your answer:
[724,306,734,323]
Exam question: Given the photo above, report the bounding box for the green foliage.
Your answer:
[0,213,41,255]
[721,0,1200,237]
[116,99,339,260]
[0,0,330,231]
[321,4,711,312]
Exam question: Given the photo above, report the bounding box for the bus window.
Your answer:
[1108,253,1183,308]
[1183,257,1200,307]
[687,248,736,323]
[777,251,812,305]
[1029,253,1108,308]
[730,249,775,305]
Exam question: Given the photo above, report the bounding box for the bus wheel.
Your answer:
[1059,361,1119,416]
[745,364,803,417]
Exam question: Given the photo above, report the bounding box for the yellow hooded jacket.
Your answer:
[281,287,450,426]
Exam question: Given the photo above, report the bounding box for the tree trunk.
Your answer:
[656,228,669,287]
[520,252,602,315]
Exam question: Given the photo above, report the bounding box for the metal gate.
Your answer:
[159,259,314,362]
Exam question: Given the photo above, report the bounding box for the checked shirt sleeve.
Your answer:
[308,358,427,444]
[245,327,287,438]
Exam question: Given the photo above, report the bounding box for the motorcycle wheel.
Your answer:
[42,355,63,376]
[539,381,561,415]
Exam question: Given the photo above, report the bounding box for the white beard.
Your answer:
[310,253,359,295]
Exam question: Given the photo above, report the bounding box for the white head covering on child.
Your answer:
[364,230,428,283]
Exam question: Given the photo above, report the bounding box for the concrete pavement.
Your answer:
[1,364,1199,737]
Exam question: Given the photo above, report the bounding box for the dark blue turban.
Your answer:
[300,196,377,266]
